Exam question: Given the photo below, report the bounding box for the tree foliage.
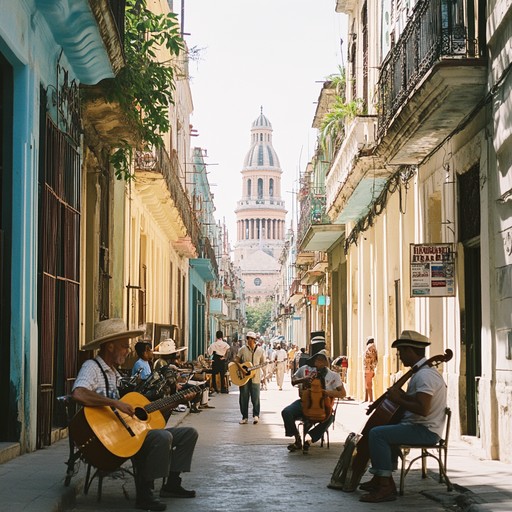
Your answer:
[105,0,184,179]
[245,301,273,336]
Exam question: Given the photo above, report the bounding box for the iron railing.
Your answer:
[378,0,484,139]
[297,187,331,245]
[135,146,200,253]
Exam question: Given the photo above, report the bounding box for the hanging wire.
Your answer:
[343,165,417,253]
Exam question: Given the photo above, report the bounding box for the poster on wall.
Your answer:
[410,243,455,297]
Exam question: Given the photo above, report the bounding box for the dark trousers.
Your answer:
[211,360,227,392]
[131,426,198,481]
[281,399,334,443]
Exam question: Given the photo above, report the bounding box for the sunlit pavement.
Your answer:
[67,373,469,512]
[1,372,511,511]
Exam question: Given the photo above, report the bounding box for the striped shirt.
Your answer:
[72,356,121,399]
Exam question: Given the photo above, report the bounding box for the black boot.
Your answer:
[160,472,196,498]
[136,478,166,511]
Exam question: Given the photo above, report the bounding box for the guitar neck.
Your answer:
[144,385,201,414]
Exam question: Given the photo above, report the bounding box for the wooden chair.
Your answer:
[57,395,135,501]
[396,407,453,495]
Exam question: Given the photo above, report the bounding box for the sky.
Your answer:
[182,0,348,243]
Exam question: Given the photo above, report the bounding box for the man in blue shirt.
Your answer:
[132,341,153,380]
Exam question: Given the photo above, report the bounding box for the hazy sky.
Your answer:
[183,1,348,244]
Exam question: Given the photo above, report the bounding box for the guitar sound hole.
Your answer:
[134,408,148,421]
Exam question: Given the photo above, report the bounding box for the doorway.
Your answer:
[0,52,13,441]
[458,165,481,436]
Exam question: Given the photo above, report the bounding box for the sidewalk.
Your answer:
[0,377,511,512]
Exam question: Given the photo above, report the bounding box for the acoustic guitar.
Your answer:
[228,361,268,386]
[69,385,201,471]
[329,349,452,492]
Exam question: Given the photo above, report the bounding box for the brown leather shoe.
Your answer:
[359,475,379,491]
[359,476,397,503]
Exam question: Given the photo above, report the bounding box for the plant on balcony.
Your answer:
[102,0,184,179]
[319,96,365,153]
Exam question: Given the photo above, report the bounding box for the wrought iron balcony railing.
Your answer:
[135,146,200,251]
[378,0,484,139]
[297,187,331,245]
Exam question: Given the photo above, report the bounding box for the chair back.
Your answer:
[440,407,451,446]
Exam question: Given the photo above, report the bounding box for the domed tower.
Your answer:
[234,109,287,305]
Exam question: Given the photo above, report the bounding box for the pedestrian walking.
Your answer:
[234,331,266,424]
[273,344,288,390]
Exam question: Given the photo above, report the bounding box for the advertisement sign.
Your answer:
[410,243,455,297]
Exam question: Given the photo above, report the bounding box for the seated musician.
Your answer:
[154,339,203,413]
[359,330,447,503]
[72,319,198,512]
[131,341,153,381]
[281,349,346,452]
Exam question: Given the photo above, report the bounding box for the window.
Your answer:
[269,178,274,196]
[257,178,263,199]
[247,179,252,197]
[254,278,262,286]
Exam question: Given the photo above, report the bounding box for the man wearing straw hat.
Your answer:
[72,318,198,511]
[358,330,447,503]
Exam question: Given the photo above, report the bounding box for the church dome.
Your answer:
[243,111,281,169]
[252,113,272,129]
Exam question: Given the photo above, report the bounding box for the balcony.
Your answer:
[325,115,384,224]
[297,187,344,252]
[134,146,200,258]
[335,0,357,13]
[377,0,487,164]
[199,237,219,278]
[209,297,228,318]
[288,278,304,305]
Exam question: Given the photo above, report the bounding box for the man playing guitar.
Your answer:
[281,349,346,452]
[233,331,266,424]
[72,318,199,511]
[359,330,448,503]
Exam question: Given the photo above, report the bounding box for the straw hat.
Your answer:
[153,338,186,355]
[391,330,430,349]
[81,318,144,351]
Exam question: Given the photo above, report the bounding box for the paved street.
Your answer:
[66,375,467,512]
[1,372,511,512]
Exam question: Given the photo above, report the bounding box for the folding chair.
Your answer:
[57,395,135,501]
[397,407,453,495]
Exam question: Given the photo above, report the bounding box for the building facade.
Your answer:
[290,0,511,464]
[234,111,287,305]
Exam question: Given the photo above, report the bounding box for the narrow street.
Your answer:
[68,375,456,512]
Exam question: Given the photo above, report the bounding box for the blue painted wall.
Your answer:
[0,0,116,451]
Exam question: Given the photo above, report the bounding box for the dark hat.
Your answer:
[306,349,329,366]
[310,331,325,344]
[391,330,430,349]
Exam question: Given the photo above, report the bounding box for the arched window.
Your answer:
[269,178,274,197]
[257,178,263,199]
[247,179,252,197]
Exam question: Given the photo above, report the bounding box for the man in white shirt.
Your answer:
[207,330,231,393]
[359,330,448,503]
[273,344,288,390]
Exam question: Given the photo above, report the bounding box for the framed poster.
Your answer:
[410,243,455,297]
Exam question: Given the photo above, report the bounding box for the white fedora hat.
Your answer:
[81,318,144,351]
[154,338,187,355]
